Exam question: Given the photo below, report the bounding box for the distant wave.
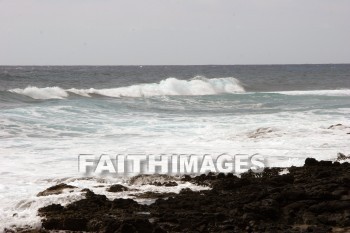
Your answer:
[8,77,245,99]
[271,89,350,96]
[8,77,350,100]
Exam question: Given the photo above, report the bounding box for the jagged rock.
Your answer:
[337,152,350,161]
[38,159,350,232]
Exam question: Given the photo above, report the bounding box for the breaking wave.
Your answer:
[8,76,350,101]
[9,86,69,100]
[9,77,245,99]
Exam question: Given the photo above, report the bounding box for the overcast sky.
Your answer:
[0,0,349,65]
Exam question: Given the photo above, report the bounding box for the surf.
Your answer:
[8,77,245,99]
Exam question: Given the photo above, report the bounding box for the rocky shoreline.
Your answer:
[9,158,350,233]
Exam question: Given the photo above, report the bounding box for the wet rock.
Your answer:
[107,184,129,192]
[129,174,178,186]
[181,175,192,181]
[117,219,153,233]
[130,191,177,199]
[38,158,350,232]
[328,124,350,131]
[319,160,333,166]
[337,152,350,161]
[151,181,178,187]
[5,228,47,233]
[112,198,140,209]
[37,183,76,196]
[304,157,318,166]
[247,127,275,138]
[217,173,226,179]
[38,204,64,213]
[164,181,178,186]
[328,123,343,129]
[179,188,194,194]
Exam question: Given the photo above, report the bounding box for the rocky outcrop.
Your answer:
[37,183,76,197]
[150,181,178,187]
[38,159,350,232]
[337,152,350,161]
[107,184,129,192]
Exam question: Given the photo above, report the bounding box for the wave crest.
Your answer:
[9,86,68,100]
[9,77,245,99]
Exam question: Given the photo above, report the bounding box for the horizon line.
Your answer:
[1,63,350,67]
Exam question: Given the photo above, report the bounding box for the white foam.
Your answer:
[8,77,245,100]
[0,176,209,232]
[69,77,245,97]
[272,89,350,96]
[9,82,350,100]
[9,86,68,99]
[0,189,84,232]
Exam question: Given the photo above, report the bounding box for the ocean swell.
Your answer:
[272,89,350,96]
[8,77,245,100]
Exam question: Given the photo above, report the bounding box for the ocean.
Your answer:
[1,64,350,229]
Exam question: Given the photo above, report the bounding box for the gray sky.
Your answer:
[1,0,349,65]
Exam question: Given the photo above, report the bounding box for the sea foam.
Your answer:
[272,89,350,96]
[9,77,245,99]
[9,86,68,100]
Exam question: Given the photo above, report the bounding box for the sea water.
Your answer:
[1,65,350,229]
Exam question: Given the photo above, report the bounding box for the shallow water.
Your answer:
[1,65,350,230]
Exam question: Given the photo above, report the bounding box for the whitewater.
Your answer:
[8,77,350,100]
[1,65,350,231]
[8,77,245,99]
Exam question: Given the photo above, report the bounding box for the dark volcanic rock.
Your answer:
[337,152,350,161]
[37,183,76,196]
[38,158,350,232]
[107,184,129,192]
[304,157,319,166]
[130,191,177,199]
[151,181,178,187]
[39,190,148,231]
